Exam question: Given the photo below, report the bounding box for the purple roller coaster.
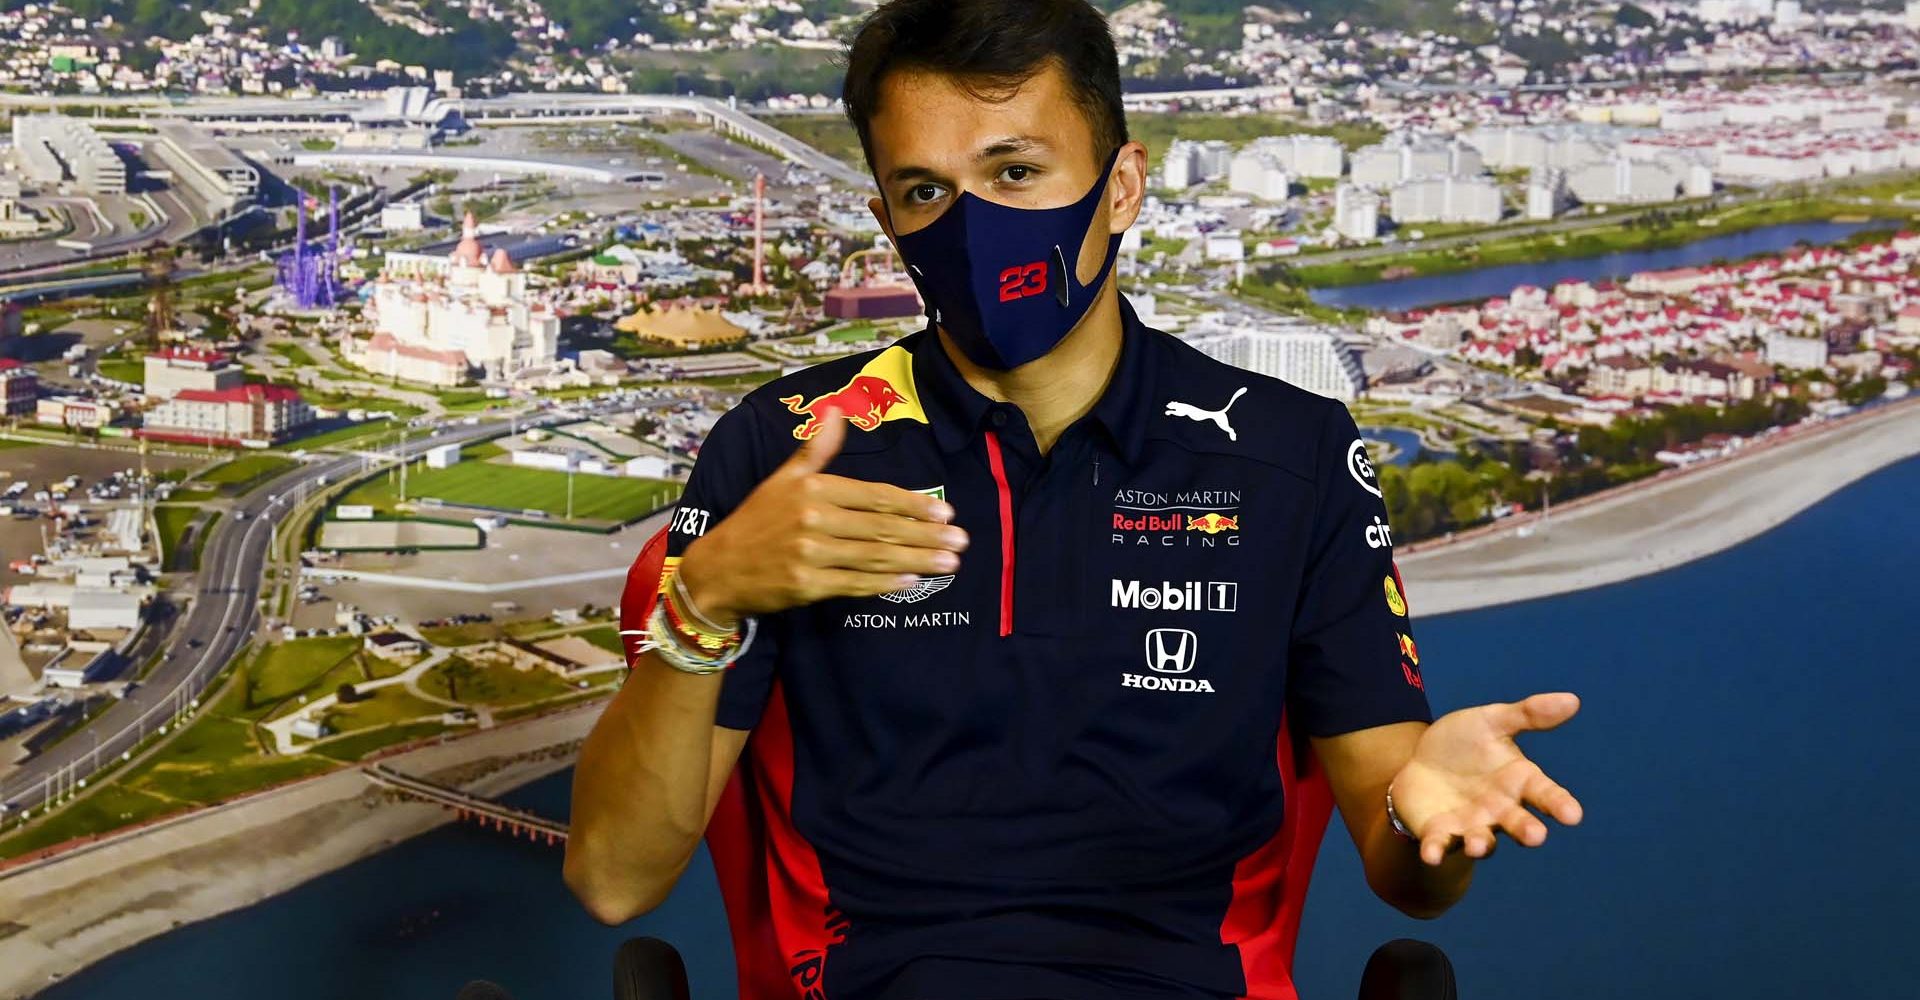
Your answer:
[276,187,345,309]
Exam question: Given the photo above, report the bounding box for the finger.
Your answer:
[1522,771,1585,827]
[814,475,957,523]
[800,566,923,602]
[809,506,969,552]
[783,406,846,476]
[1491,692,1581,736]
[1464,828,1498,859]
[1496,804,1547,847]
[1418,813,1465,867]
[799,535,959,576]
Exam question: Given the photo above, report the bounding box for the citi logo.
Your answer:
[1365,516,1394,549]
[1112,579,1238,612]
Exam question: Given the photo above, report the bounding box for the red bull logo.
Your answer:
[781,375,909,440]
[1397,632,1419,666]
[1113,511,1184,532]
[778,345,929,441]
[1186,512,1240,535]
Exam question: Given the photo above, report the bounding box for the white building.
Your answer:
[1163,139,1233,189]
[1177,323,1366,401]
[353,211,560,384]
[11,115,125,194]
[424,442,461,468]
[1203,231,1246,262]
[1390,175,1503,225]
[69,590,143,630]
[1765,330,1828,370]
[1350,134,1485,189]
[380,201,427,232]
[146,123,259,214]
[1567,155,1686,205]
[143,347,242,400]
[1227,149,1292,201]
[1334,184,1381,241]
[1527,168,1571,220]
[1237,134,1344,180]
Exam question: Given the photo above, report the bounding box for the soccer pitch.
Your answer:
[341,455,679,524]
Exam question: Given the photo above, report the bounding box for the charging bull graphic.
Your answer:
[780,345,930,441]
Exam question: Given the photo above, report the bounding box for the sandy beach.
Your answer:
[1399,397,1920,617]
[0,703,603,1000]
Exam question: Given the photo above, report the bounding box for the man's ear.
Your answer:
[1108,140,1149,234]
[869,195,899,245]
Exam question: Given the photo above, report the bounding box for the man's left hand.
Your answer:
[1389,692,1585,866]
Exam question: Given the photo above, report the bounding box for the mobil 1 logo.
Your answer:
[1111,579,1238,612]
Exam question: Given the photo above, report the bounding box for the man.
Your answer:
[565,1,1584,997]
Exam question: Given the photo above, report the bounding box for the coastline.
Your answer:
[0,702,604,1000]
[1399,397,1920,617]
[0,398,1915,995]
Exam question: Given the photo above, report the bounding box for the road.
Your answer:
[0,419,519,815]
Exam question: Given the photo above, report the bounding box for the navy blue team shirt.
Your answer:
[658,297,1432,1000]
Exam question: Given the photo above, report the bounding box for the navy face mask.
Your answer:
[892,147,1125,371]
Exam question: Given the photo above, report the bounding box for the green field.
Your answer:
[419,657,579,706]
[195,454,297,494]
[269,342,322,368]
[96,355,145,385]
[153,504,208,567]
[337,445,676,523]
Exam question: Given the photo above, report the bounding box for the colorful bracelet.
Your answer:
[642,598,757,675]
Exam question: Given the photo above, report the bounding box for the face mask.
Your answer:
[892,147,1124,371]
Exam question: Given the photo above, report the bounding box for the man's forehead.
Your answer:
[868,62,1089,161]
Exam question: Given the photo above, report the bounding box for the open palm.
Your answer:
[1392,692,1585,866]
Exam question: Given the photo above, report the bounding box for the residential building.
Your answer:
[143,384,313,445]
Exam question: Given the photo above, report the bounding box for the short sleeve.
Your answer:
[661,403,780,731]
[1286,399,1432,738]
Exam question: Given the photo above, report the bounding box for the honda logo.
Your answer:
[1144,628,1198,673]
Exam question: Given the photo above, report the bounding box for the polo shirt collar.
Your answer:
[911,294,1157,466]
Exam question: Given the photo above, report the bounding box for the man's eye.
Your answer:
[907,184,943,204]
[1002,165,1033,183]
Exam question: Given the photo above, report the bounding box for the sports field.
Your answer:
[337,448,678,524]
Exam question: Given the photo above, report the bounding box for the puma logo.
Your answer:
[1164,387,1248,442]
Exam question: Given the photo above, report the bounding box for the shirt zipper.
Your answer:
[982,430,1015,637]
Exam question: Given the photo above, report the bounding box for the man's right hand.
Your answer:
[675,407,969,626]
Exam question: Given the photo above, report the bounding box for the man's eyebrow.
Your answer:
[977,136,1050,159]
[884,164,946,185]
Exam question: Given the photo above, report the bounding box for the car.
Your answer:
[186,638,203,649]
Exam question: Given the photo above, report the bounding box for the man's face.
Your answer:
[865,59,1146,287]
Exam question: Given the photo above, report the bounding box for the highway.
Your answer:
[0,419,518,815]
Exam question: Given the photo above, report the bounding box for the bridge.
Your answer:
[362,763,569,846]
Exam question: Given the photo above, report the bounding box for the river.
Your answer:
[35,455,1920,1000]
[1309,219,1898,312]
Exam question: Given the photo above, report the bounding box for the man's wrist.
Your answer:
[675,546,741,628]
[1385,781,1417,841]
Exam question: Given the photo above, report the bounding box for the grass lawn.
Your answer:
[577,625,624,655]
[249,637,363,708]
[153,504,207,566]
[269,342,322,368]
[419,657,579,706]
[763,115,866,171]
[417,621,502,647]
[96,356,145,384]
[321,686,448,734]
[338,447,675,523]
[311,721,450,763]
[283,418,409,452]
[0,783,187,858]
[196,454,297,494]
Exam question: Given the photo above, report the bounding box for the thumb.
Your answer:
[1493,692,1580,736]
[785,406,846,476]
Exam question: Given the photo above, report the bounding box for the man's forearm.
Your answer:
[563,653,726,922]
[1361,806,1474,919]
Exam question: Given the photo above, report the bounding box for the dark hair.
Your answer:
[841,0,1129,170]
